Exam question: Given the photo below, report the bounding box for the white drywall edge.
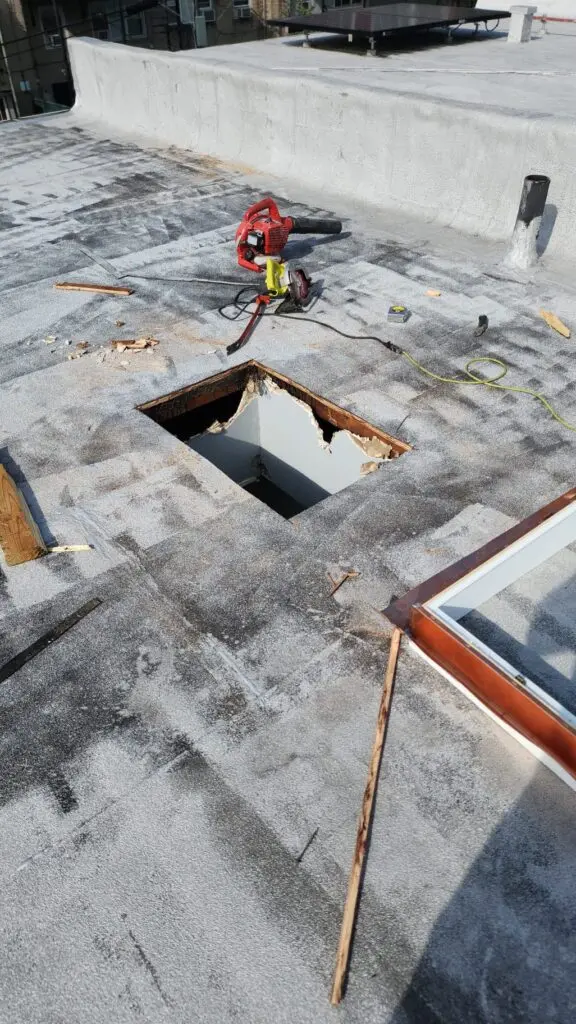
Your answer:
[66,37,576,261]
[188,375,388,507]
[191,392,261,486]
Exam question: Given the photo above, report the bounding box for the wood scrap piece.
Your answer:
[54,282,134,296]
[328,570,360,597]
[110,337,159,352]
[540,309,571,339]
[330,627,402,1006]
[295,826,319,864]
[48,545,93,553]
[426,289,442,297]
[0,465,47,566]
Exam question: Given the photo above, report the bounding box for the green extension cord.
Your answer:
[402,353,576,434]
[219,294,576,433]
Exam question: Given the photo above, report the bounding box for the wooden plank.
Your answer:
[54,282,134,296]
[330,627,402,1005]
[0,465,47,566]
[137,360,252,422]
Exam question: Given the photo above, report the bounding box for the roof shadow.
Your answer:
[459,570,576,717]
[537,203,558,257]
[388,765,575,1023]
[282,24,509,59]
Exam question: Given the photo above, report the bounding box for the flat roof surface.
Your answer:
[269,4,510,37]
[179,24,576,121]
[0,113,575,1024]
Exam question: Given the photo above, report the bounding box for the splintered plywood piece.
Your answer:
[540,310,571,339]
[48,545,92,554]
[0,466,47,566]
[110,337,159,352]
[54,282,134,296]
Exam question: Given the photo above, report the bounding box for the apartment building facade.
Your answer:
[0,0,271,118]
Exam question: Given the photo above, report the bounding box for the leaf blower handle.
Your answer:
[289,216,342,236]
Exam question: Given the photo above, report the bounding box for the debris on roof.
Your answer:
[0,464,47,566]
[54,282,134,296]
[111,336,160,352]
[540,308,571,338]
[2,111,576,1024]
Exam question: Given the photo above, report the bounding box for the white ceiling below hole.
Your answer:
[187,375,392,512]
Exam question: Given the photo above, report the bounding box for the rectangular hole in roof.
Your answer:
[138,361,410,519]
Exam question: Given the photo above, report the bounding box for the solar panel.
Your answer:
[268,3,510,41]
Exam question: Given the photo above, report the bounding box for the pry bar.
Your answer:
[0,598,102,685]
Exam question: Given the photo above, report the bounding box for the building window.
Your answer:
[124,11,146,37]
[39,7,62,48]
[90,1,123,40]
[89,1,146,41]
[196,0,216,22]
[232,0,252,17]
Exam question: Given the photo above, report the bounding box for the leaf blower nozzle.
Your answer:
[289,217,343,236]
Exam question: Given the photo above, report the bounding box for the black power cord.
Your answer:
[218,287,264,322]
[217,287,576,433]
[274,310,403,355]
[218,288,403,356]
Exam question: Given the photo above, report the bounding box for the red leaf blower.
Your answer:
[236,198,342,272]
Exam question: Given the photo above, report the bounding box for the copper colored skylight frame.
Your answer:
[384,488,576,783]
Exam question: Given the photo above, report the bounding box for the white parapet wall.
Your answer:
[67,36,576,262]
